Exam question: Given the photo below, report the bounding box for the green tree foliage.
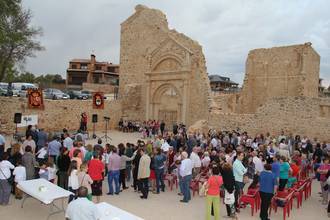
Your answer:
[0,0,44,81]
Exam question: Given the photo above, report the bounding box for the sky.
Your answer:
[22,0,330,87]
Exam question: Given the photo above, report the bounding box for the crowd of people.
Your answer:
[0,124,330,220]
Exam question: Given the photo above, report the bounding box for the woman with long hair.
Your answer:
[221,162,237,219]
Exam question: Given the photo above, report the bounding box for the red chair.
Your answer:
[238,189,259,216]
[164,173,178,191]
[189,179,201,197]
[292,182,306,208]
[269,191,294,220]
[304,178,312,200]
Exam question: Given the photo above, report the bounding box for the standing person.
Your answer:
[0,133,5,160]
[205,166,223,220]
[21,146,38,180]
[125,143,133,182]
[78,163,93,201]
[118,145,135,191]
[57,147,71,189]
[317,157,330,205]
[21,135,36,154]
[88,152,104,203]
[132,148,142,191]
[190,147,202,178]
[0,152,15,205]
[13,159,26,199]
[8,143,22,170]
[179,151,193,203]
[233,151,247,211]
[138,148,151,199]
[221,163,236,219]
[36,128,48,153]
[279,156,291,191]
[68,160,79,203]
[80,112,88,132]
[84,144,94,163]
[259,164,277,220]
[107,147,121,195]
[63,132,73,151]
[160,120,165,136]
[154,147,166,193]
[47,135,61,164]
[271,155,281,184]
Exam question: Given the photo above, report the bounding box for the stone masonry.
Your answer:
[119,5,211,127]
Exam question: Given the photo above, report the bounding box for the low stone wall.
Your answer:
[0,97,122,135]
[82,83,118,94]
[209,96,330,141]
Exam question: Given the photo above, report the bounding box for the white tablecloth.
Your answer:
[96,202,144,220]
[17,178,73,204]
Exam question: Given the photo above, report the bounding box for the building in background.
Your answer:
[66,54,119,90]
[208,74,239,92]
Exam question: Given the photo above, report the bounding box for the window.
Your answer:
[81,64,88,70]
[96,65,102,70]
[107,67,115,72]
[71,64,77,69]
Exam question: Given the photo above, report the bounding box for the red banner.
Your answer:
[93,92,104,109]
[28,88,45,110]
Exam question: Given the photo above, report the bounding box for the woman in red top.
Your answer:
[88,151,104,203]
[206,166,223,220]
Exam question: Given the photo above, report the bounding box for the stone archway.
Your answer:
[151,83,182,127]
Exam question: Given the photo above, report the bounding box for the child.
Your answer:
[71,149,82,170]
[68,160,79,203]
[13,159,26,199]
[38,163,49,180]
[77,163,93,201]
[47,159,57,183]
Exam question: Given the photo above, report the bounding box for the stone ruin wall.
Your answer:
[237,43,320,113]
[119,5,211,125]
[0,97,121,135]
[208,43,329,140]
[209,96,330,141]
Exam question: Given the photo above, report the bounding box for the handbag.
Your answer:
[199,181,208,197]
[224,189,235,204]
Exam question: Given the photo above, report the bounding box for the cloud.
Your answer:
[22,0,330,86]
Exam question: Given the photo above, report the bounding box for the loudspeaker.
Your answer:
[14,113,22,124]
[92,114,98,123]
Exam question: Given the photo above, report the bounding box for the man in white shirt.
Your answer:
[63,133,73,150]
[189,147,201,178]
[65,186,100,220]
[179,151,193,203]
[252,151,264,174]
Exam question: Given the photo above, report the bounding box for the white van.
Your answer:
[11,83,38,97]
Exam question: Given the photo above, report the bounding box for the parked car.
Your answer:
[0,87,7,96]
[43,88,69,100]
[81,90,92,99]
[66,90,89,99]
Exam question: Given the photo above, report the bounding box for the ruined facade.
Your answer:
[237,43,320,113]
[119,5,211,127]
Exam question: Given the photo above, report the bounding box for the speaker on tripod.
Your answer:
[92,114,97,139]
[13,113,22,141]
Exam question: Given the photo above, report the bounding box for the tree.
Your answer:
[0,0,44,81]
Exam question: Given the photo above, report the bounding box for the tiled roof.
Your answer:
[208,74,238,84]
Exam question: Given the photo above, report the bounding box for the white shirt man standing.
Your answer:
[63,133,73,150]
[252,151,264,174]
[189,147,201,178]
[179,151,193,203]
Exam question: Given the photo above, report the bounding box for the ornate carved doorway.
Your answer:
[151,84,182,127]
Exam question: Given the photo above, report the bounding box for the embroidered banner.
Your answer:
[93,92,104,109]
[28,89,45,109]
